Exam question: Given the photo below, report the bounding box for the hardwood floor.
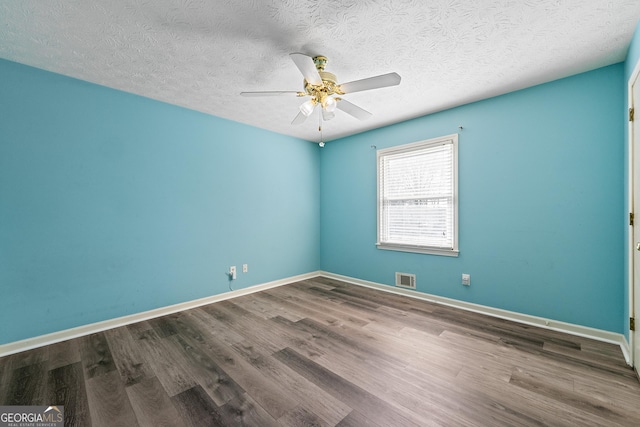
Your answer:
[1,277,640,426]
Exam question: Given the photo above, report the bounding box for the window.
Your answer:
[377,134,458,256]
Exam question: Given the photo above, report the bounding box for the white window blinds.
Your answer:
[377,134,458,256]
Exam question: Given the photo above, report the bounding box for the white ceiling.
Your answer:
[1,1,639,142]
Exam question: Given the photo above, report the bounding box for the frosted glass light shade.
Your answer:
[322,108,335,121]
[299,99,316,116]
[323,96,337,112]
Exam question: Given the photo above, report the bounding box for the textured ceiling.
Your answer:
[1,1,640,142]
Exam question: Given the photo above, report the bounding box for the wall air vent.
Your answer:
[395,272,416,289]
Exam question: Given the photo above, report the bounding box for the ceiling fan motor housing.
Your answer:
[305,56,340,99]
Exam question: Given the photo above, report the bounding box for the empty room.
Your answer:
[3,1,640,426]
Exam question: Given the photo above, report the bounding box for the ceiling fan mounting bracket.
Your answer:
[312,56,328,71]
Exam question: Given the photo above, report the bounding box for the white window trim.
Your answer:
[376,134,459,257]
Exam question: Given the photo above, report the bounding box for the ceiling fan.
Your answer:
[240,53,401,125]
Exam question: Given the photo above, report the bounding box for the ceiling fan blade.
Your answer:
[336,99,372,120]
[338,72,401,94]
[290,53,323,86]
[291,111,309,125]
[240,91,299,96]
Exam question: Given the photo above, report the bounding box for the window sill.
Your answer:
[376,243,459,257]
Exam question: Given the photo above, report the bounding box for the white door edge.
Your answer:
[628,57,640,368]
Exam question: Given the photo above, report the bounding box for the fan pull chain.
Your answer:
[318,114,325,147]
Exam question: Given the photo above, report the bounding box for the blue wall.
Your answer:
[0,54,630,345]
[320,64,625,333]
[0,59,320,345]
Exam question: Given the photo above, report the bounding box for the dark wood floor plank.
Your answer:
[426,305,586,353]
[294,316,407,368]
[7,345,49,370]
[543,341,633,375]
[231,339,352,426]
[334,410,383,427]
[79,332,117,379]
[134,328,196,397]
[273,313,469,418]
[283,282,443,336]
[276,294,640,424]
[264,286,370,327]
[273,283,380,326]
[509,369,637,426]
[47,339,81,371]
[172,312,301,420]
[505,334,635,380]
[0,355,10,404]
[2,278,640,426]
[126,375,186,427]
[328,281,436,314]
[298,333,483,426]
[297,277,340,291]
[188,307,246,346]
[273,347,423,427]
[267,315,347,361]
[48,362,91,427]
[364,323,464,378]
[297,282,381,311]
[232,292,305,322]
[278,405,328,427]
[288,315,464,403]
[573,373,640,414]
[217,393,281,427]
[435,329,524,379]
[509,364,575,394]
[340,281,592,359]
[453,367,549,426]
[126,320,153,337]
[455,363,621,427]
[580,339,628,362]
[85,370,139,427]
[201,301,288,354]
[171,385,225,427]
[104,326,151,387]
[167,331,246,407]
[191,341,300,420]
[205,299,334,363]
[148,315,180,338]
[266,315,330,360]
[0,346,49,406]
[4,361,47,405]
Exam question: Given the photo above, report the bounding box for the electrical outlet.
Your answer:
[462,273,470,286]
[242,264,248,273]
[229,266,236,280]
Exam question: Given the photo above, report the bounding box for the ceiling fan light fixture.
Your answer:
[323,96,337,112]
[299,99,316,116]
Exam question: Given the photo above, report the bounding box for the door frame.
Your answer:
[628,58,640,369]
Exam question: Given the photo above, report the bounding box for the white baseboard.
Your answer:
[320,271,632,366]
[621,337,632,366]
[0,271,322,358]
[2,270,630,366]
